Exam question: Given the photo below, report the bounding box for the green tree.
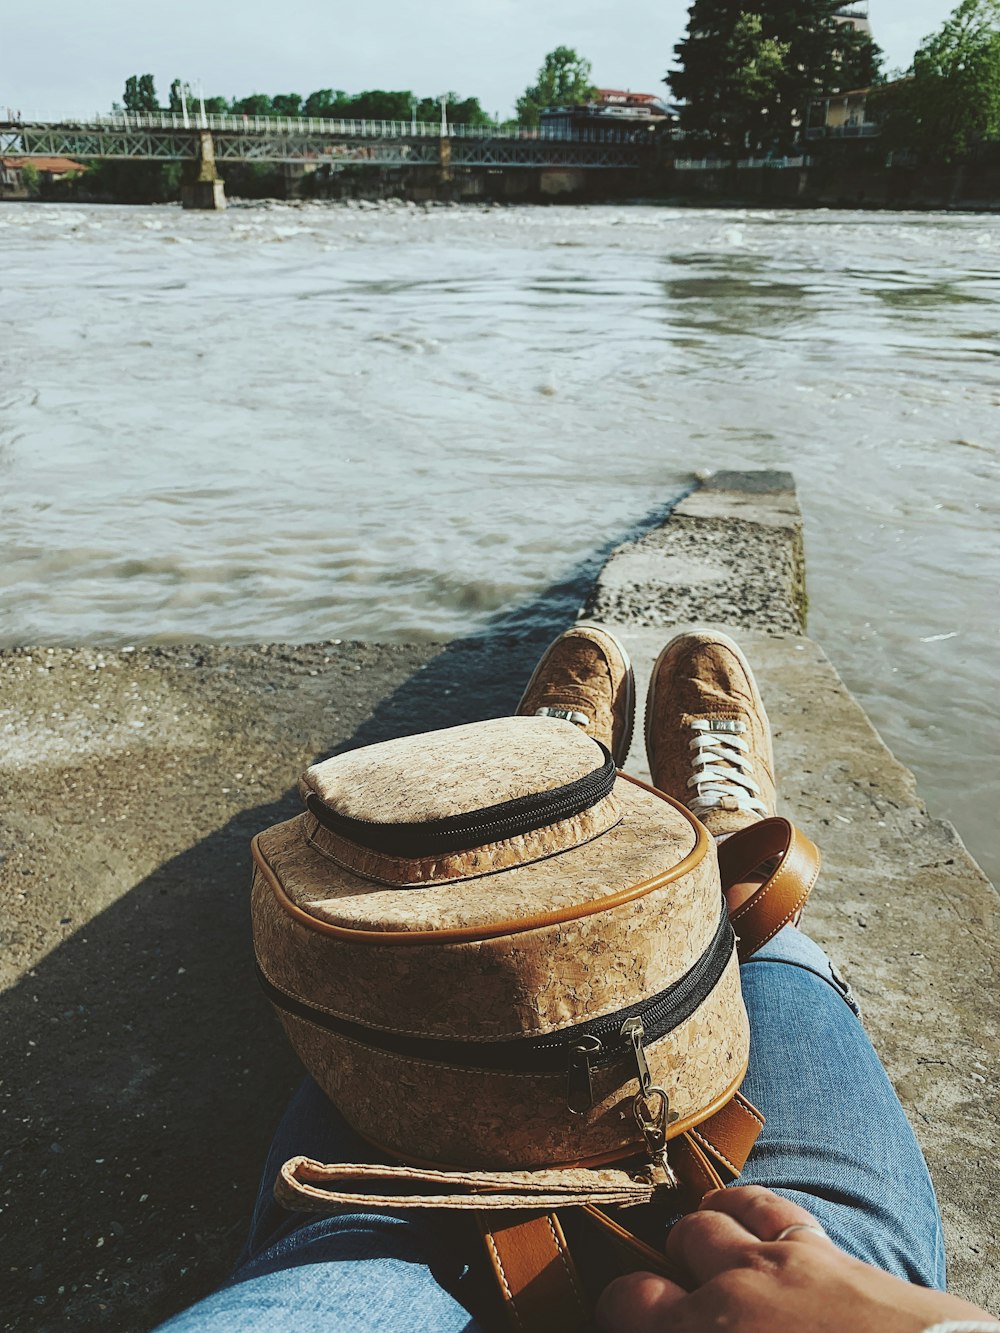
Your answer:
[516,47,597,127]
[168,79,191,113]
[304,88,343,116]
[20,161,40,197]
[872,0,1000,160]
[670,1,881,149]
[728,14,790,152]
[123,74,159,113]
[413,92,494,125]
[272,92,304,117]
[232,93,275,116]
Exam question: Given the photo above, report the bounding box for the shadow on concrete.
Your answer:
[0,491,688,1332]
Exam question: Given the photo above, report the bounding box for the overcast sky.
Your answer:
[3,0,956,120]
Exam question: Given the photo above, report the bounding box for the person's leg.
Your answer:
[738,927,946,1289]
[155,1079,483,1332]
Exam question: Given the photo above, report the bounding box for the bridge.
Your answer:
[0,112,656,207]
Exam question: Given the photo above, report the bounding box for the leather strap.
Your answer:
[718,817,821,961]
[475,1096,765,1332]
[478,1210,588,1332]
[687,1090,765,1182]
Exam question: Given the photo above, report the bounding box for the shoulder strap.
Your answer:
[475,1095,766,1331]
[477,1210,588,1333]
[717,817,821,961]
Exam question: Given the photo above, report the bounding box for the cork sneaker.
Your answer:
[516,624,634,767]
[644,630,776,836]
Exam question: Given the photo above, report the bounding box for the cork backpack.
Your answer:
[251,715,819,1331]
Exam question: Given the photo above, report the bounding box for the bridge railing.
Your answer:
[9,110,651,145]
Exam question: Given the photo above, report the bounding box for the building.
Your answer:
[0,155,85,197]
[539,90,678,138]
[833,1,872,36]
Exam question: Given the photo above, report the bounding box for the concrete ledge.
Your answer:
[0,473,996,1329]
[585,470,806,633]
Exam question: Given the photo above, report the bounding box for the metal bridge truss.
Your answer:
[6,128,199,160]
[3,125,652,171]
[213,135,443,166]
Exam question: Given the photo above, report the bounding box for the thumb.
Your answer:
[596,1271,688,1333]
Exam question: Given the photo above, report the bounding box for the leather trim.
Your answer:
[719,818,821,962]
[479,1210,588,1332]
[688,1090,765,1177]
[673,1131,727,1198]
[252,773,711,946]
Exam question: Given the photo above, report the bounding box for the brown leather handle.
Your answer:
[717,817,822,961]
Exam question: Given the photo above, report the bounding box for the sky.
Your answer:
[3,0,957,121]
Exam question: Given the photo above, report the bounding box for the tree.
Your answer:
[670,1,881,149]
[123,74,158,113]
[168,79,191,114]
[304,89,343,117]
[232,93,275,117]
[272,93,304,117]
[517,47,597,127]
[871,0,1000,160]
[729,14,790,152]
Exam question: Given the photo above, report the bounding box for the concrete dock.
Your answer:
[1,471,996,1330]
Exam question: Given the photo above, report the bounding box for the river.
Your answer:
[1,200,997,884]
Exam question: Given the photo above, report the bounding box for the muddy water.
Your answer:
[1,201,997,882]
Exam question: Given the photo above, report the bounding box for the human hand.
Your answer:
[596,1186,998,1333]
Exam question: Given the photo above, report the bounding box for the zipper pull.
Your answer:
[566,1034,602,1115]
[621,1018,680,1187]
[620,1017,652,1096]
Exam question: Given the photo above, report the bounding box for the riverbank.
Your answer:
[10,151,1000,211]
[1,471,995,1330]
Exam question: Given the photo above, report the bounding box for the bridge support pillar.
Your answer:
[438,135,452,186]
[182,131,226,211]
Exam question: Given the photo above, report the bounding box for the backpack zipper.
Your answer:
[257,907,734,1115]
[304,743,617,858]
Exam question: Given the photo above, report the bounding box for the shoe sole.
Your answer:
[644,628,774,790]
[517,623,635,768]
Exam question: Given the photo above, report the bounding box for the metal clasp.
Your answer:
[621,1017,680,1186]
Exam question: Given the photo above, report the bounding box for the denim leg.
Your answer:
[738,927,946,1289]
[154,1080,483,1332]
[157,930,947,1327]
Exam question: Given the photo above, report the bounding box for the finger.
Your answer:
[698,1186,831,1245]
[665,1207,765,1285]
[596,1271,688,1333]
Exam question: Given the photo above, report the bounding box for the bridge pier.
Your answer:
[181,131,226,211]
[438,135,452,187]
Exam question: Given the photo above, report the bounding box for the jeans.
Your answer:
[157,927,945,1331]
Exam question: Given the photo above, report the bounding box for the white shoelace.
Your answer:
[687,718,768,819]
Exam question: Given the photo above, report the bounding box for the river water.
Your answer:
[1,200,997,882]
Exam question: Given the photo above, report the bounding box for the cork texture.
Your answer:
[300,715,603,822]
[256,777,699,934]
[302,792,623,887]
[254,834,721,1040]
[646,632,776,837]
[275,950,748,1169]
